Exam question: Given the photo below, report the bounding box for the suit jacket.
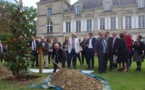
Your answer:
[38,41,49,55]
[53,48,67,63]
[112,37,120,55]
[106,36,113,54]
[86,37,97,52]
[68,38,80,53]
[95,39,104,56]
[29,40,39,51]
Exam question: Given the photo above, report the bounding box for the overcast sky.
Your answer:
[5,0,78,8]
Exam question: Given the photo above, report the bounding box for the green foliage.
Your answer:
[1,1,33,77]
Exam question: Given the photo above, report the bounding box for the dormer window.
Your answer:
[76,6,81,14]
[104,2,111,11]
[138,0,145,8]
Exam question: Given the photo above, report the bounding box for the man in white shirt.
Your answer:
[29,36,39,67]
[86,33,97,69]
[67,32,80,69]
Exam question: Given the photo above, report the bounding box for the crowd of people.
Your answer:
[0,30,145,73]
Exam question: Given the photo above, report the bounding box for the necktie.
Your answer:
[33,41,36,50]
[102,40,107,53]
[112,38,115,48]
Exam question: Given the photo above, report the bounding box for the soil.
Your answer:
[0,64,41,82]
[0,64,12,80]
[51,68,103,90]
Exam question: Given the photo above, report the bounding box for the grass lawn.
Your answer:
[0,58,145,90]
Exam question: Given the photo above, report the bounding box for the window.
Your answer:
[48,8,52,17]
[66,22,71,32]
[111,17,116,29]
[76,21,81,32]
[138,0,145,8]
[104,2,111,11]
[139,15,145,28]
[87,20,92,31]
[47,21,53,34]
[125,16,132,29]
[76,6,81,14]
[100,18,105,30]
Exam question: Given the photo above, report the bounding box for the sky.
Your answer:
[5,0,78,8]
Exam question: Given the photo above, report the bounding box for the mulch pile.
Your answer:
[51,68,103,90]
[0,64,12,80]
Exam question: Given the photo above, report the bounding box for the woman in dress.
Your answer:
[117,33,128,72]
[47,38,53,64]
[133,35,144,71]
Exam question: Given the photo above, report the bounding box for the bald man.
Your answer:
[52,43,66,72]
[38,37,49,69]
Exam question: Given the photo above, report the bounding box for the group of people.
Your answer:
[29,30,145,73]
[1,30,144,73]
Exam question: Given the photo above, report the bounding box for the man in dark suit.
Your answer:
[112,32,120,68]
[105,31,113,71]
[38,37,49,69]
[86,33,97,69]
[29,36,39,67]
[95,33,108,73]
[52,43,66,73]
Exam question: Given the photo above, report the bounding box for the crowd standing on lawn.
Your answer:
[0,30,144,73]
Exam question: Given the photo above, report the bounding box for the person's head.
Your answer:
[104,31,109,37]
[41,37,45,42]
[55,37,58,43]
[65,37,69,42]
[0,40,2,44]
[72,32,76,39]
[112,32,117,38]
[31,36,35,41]
[137,35,142,41]
[89,33,93,38]
[98,31,103,37]
[122,30,127,36]
[54,43,59,51]
[47,37,51,43]
[101,33,105,40]
[119,33,125,39]
[83,36,87,41]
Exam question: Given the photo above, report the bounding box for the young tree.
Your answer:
[0,0,33,78]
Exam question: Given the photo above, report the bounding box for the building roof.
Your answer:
[69,0,137,11]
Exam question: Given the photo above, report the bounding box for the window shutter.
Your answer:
[132,16,135,28]
[136,16,139,29]
[108,17,111,30]
[63,22,66,32]
[98,18,100,30]
[105,18,107,30]
[116,17,118,29]
[123,16,126,29]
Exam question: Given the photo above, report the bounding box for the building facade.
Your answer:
[37,0,145,41]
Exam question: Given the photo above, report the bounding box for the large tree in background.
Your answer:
[0,0,34,78]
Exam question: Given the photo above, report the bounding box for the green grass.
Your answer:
[0,58,145,90]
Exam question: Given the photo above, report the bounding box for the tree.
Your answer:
[0,0,33,78]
